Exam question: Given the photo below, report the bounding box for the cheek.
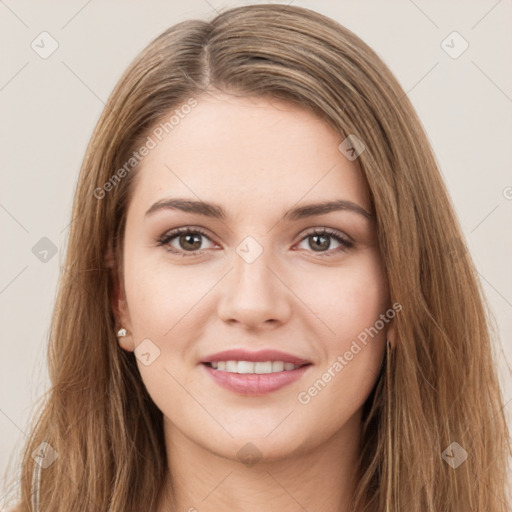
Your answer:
[125,269,169,335]
[306,252,389,345]
[295,256,389,421]
[124,254,206,336]
[123,257,204,410]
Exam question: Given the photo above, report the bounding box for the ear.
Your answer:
[106,243,134,352]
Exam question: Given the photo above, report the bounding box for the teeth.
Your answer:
[208,360,302,373]
[226,360,238,372]
[272,361,284,372]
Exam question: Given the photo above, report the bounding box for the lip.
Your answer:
[201,349,311,366]
[201,363,311,396]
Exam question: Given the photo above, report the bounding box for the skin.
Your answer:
[114,91,395,512]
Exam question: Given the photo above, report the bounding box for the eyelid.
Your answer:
[295,227,354,255]
[298,226,354,244]
[157,226,217,254]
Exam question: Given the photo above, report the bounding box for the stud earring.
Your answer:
[117,328,127,337]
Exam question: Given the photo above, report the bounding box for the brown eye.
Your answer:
[178,232,203,251]
[158,227,215,256]
[297,228,354,256]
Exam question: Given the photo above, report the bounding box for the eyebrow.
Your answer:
[145,198,374,221]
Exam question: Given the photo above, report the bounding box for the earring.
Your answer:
[117,328,127,337]
[379,340,392,371]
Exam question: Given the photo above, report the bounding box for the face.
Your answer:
[115,91,393,461]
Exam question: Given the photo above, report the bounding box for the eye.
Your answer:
[296,228,354,256]
[157,227,217,256]
[157,226,354,258]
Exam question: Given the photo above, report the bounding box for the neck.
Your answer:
[156,411,363,512]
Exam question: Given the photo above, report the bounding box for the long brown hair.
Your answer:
[10,4,510,511]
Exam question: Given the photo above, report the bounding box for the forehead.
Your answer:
[128,92,370,218]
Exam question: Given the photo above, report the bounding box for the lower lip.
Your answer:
[201,363,311,396]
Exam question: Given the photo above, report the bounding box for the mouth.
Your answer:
[202,360,311,374]
[200,349,313,395]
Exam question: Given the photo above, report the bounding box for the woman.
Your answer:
[11,4,510,511]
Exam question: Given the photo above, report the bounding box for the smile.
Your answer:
[201,361,312,395]
[204,360,304,373]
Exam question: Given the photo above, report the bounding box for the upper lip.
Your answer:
[201,349,311,366]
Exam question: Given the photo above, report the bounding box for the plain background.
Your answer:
[1,0,511,503]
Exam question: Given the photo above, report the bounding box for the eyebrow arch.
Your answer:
[145,198,374,221]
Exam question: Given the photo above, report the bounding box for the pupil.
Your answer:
[181,233,201,250]
[311,234,329,251]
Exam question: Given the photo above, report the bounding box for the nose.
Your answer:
[217,242,292,329]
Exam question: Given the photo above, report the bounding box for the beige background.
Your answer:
[1,0,511,503]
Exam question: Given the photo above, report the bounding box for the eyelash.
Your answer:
[156,226,354,258]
